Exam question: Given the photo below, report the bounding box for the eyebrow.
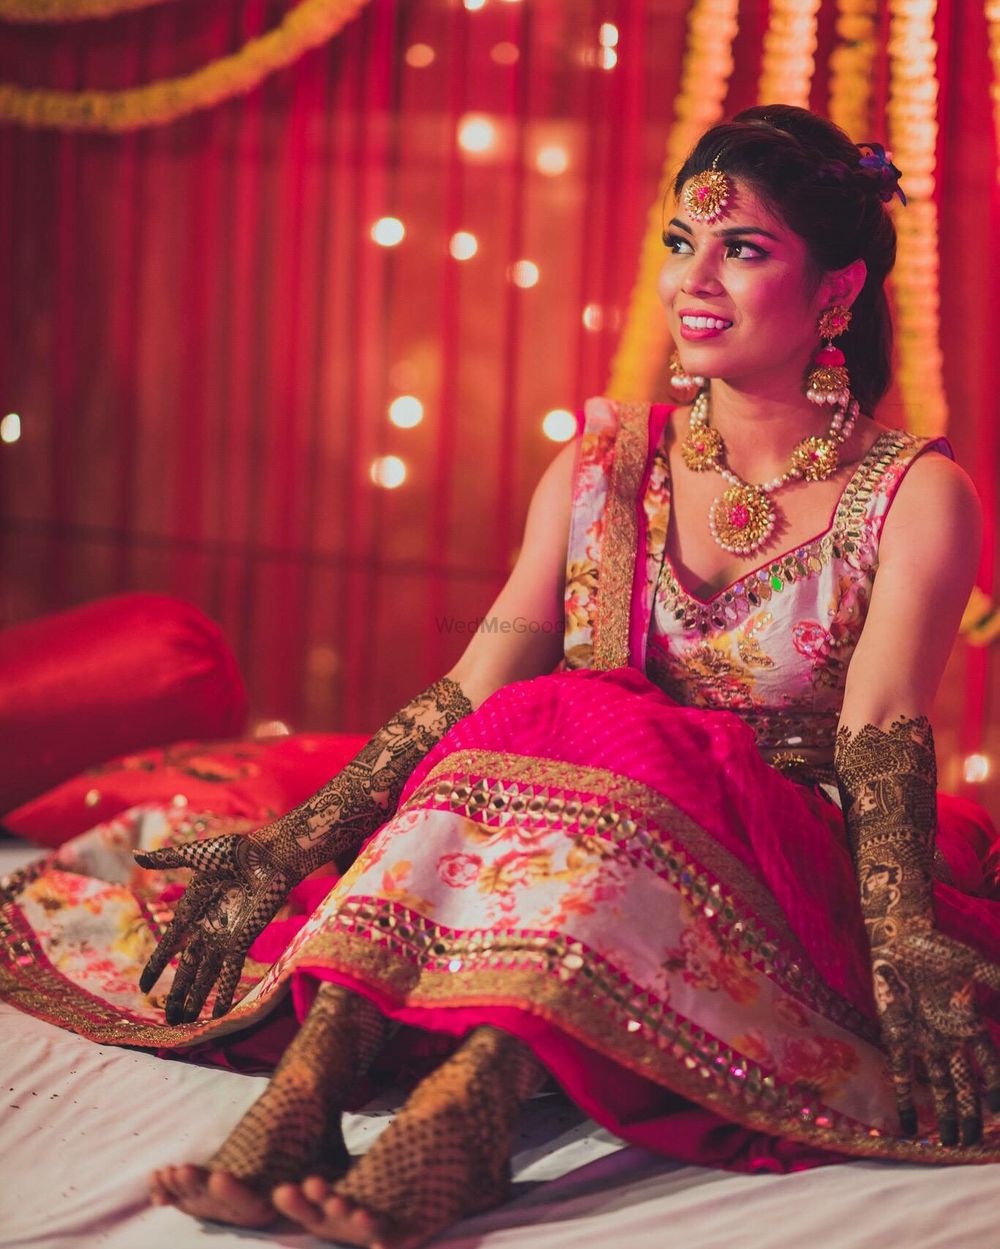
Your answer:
[668,217,780,241]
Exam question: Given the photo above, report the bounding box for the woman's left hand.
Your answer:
[872,926,1000,1146]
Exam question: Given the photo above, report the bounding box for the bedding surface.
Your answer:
[3,835,999,1249]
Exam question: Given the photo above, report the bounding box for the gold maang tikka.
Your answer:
[683,154,731,225]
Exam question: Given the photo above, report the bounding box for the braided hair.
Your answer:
[672,105,901,415]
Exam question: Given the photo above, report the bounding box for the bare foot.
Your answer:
[150,1163,277,1226]
[147,1069,349,1226]
[273,1026,542,1247]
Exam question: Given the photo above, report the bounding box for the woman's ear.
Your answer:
[822,257,868,309]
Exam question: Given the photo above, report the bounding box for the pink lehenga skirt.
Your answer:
[5,666,1000,1171]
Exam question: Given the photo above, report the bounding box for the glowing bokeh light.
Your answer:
[535,144,570,176]
[0,413,21,443]
[253,720,292,738]
[509,259,539,288]
[600,47,618,70]
[389,395,424,429]
[463,0,486,10]
[370,455,407,489]
[582,303,604,331]
[963,753,991,784]
[599,22,620,47]
[449,231,479,261]
[490,41,520,65]
[404,43,435,68]
[457,114,498,154]
[542,408,576,442]
[370,217,405,247]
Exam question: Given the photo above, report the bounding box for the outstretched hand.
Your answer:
[134,834,296,1024]
[873,927,1000,1147]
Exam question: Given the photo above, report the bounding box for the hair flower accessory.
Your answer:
[856,142,907,206]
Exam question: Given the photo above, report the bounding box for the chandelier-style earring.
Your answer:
[805,305,852,408]
[669,350,705,398]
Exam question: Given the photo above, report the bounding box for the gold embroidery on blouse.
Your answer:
[654,430,921,636]
[593,400,651,670]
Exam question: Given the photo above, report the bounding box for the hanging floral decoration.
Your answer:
[828,0,878,140]
[885,0,948,437]
[607,0,740,401]
[988,1,1000,181]
[0,0,371,131]
[757,0,821,110]
[0,0,169,18]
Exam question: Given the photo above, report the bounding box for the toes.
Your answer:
[301,1174,334,1203]
[272,1182,327,1230]
[175,1164,210,1201]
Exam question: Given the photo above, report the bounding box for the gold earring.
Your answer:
[805,304,852,407]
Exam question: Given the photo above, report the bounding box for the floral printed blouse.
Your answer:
[562,397,954,783]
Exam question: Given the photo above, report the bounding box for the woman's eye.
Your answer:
[725,240,766,259]
[662,232,692,254]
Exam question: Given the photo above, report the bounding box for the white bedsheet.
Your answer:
[2,835,998,1249]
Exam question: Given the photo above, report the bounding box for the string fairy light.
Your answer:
[886,0,948,436]
[828,0,878,139]
[608,0,740,400]
[757,0,821,108]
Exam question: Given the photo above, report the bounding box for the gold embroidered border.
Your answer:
[593,401,651,670]
[272,916,1000,1165]
[401,749,876,1041]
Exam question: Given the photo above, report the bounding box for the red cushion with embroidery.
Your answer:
[2,731,371,847]
[0,593,248,815]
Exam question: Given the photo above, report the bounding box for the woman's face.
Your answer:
[658,177,830,391]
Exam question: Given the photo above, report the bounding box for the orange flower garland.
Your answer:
[0,0,168,18]
[828,0,878,140]
[885,0,948,437]
[0,0,370,131]
[607,0,740,401]
[988,1,1000,182]
[757,0,821,109]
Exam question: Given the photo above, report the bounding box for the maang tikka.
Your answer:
[683,154,731,225]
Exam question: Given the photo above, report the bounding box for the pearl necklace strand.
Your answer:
[682,388,860,556]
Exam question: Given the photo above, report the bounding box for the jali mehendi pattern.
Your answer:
[133,676,474,1022]
[835,715,1000,1146]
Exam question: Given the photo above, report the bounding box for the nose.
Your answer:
[681,250,723,298]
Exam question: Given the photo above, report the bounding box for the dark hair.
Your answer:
[672,104,898,415]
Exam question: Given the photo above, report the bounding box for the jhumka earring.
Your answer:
[669,350,705,397]
[683,154,731,225]
[805,305,852,407]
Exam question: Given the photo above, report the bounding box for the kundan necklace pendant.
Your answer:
[708,484,776,556]
[680,386,860,557]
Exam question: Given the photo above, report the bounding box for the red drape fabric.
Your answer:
[0,1,996,806]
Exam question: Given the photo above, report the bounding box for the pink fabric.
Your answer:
[267,666,1000,1171]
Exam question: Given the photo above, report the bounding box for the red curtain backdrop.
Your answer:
[0,1,997,803]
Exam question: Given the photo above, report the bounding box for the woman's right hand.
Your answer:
[133,833,297,1024]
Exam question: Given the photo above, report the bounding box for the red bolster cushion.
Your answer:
[0,593,248,815]
[2,731,371,847]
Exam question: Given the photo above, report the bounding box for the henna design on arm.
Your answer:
[135,676,474,1023]
[836,715,1000,1146]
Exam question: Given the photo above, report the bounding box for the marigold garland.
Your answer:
[0,0,169,19]
[0,0,370,131]
[828,0,878,140]
[607,0,740,401]
[757,0,821,109]
[988,1,1000,182]
[886,0,947,437]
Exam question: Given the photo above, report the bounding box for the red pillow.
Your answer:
[3,731,370,847]
[0,593,248,814]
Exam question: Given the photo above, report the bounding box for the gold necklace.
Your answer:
[679,389,859,556]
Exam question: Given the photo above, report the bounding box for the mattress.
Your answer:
[2,833,998,1249]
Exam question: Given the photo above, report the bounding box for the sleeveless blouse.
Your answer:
[561,397,954,784]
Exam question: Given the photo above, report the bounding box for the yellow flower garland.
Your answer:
[757,0,821,109]
[0,0,370,131]
[0,0,168,18]
[607,0,740,401]
[828,0,878,140]
[886,0,948,437]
